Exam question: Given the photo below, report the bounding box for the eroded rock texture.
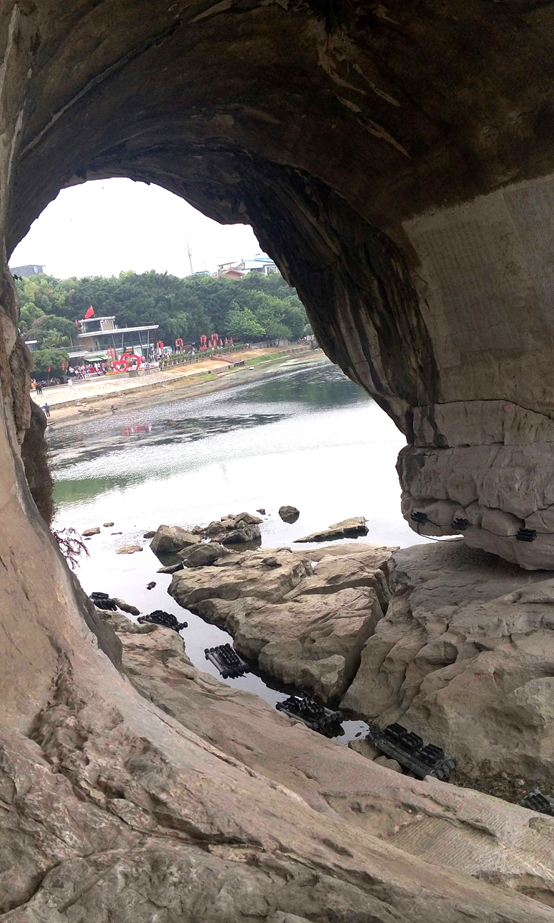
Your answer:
[5,1,554,918]
[4,0,554,565]
[169,543,394,701]
[342,541,554,794]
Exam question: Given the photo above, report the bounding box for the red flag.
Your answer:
[85,305,94,319]
[75,320,80,326]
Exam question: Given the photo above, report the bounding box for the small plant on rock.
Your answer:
[53,527,89,570]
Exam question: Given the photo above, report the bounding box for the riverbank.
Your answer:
[44,345,325,428]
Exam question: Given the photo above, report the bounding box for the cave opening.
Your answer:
[9,174,419,742]
[6,5,554,914]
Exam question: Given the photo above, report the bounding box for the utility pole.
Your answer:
[186,239,194,275]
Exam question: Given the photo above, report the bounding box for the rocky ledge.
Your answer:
[95,608,554,910]
[342,540,554,798]
[168,537,554,797]
[169,542,395,702]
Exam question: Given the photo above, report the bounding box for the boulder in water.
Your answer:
[294,516,368,543]
[279,505,300,523]
[150,524,200,556]
[178,542,230,568]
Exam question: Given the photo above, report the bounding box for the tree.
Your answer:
[32,347,70,378]
[19,303,45,331]
[15,268,309,347]
[225,306,265,340]
[33,315,77,347]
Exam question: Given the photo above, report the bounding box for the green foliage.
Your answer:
[226,306,265,339]
[32,347,70,377]
[15,267,309,346]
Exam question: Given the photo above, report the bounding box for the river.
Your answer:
[49,357,427,741]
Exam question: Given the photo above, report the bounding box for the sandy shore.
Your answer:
[42,346,326,428]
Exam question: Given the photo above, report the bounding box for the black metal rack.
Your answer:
[367,722,457,780]
[205,643,250,678]
[519,790,554,816]
[276,693,343,735]
[91,592,117,611]
[137,610,188,632]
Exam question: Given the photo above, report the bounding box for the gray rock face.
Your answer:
[294,516,368,543]
[94,610,554,910]
[342,541,554,792]
[279,505,300,523]
[170,543,395,701]
[9,2,554,917]
[150,525,200,555]
[201,512,262,546]
[178,541,230,568]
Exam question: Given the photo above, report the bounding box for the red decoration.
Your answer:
[113,352,142,373]
[85,306,94,319]
[175,338,184,352]
[113,358,129,372]
[199,334,207,351]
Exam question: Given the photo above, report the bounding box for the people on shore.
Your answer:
[44,403,50,418]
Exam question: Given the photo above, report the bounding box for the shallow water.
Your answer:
[49,358,427,742]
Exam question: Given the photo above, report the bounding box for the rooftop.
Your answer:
[78,324,159,337]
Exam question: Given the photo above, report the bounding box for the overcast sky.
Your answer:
[9,178,262,279]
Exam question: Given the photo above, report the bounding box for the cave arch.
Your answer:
[5,0,554,568]
[4,4,554,917]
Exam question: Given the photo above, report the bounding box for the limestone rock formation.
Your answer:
[178,541,230,567]
[115,544,143,554]
[278,504,300,523]
[342,541,554,795]
[294,516,369,543]
[97,609,554,909]
[7,1,554,918]
[170,543,395,701]
[150,524,200,555]
[201,512,262,546]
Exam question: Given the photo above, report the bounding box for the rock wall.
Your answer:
[5,1,554,565]
[4,2,554,917]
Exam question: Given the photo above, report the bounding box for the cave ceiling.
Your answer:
[5,0,554,564]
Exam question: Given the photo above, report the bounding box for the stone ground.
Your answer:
[95,608,554,909]
[168,537,554,800]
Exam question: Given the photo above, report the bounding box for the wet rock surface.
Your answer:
[150,524,200,555]
[278,504,300,523]
[200,511,263,546]
[169,543,395,702]
[294,516,369,543]
[178,541,230,568]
